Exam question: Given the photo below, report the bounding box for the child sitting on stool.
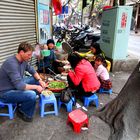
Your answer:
[94,55,112,90]
[37,39,65,74]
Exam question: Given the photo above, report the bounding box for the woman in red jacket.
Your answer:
[67,53,100,98]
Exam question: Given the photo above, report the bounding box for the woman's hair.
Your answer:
[68,53,83,69]
[91,42,102,55]
[95,55,104,62]
[18,41,33,53]
[95,55,107,67]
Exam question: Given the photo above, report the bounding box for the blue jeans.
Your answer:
[0,76,38,118]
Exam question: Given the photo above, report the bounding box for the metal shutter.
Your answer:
[0,0,37,66]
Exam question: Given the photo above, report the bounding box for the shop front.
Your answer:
[0,0,52,66]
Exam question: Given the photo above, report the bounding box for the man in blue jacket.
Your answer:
[0,42,46,122]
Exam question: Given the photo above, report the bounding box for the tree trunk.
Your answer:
[66,8,74,27]
[92,62,140,140]
[65,0,80,26]
[88,0,95,26]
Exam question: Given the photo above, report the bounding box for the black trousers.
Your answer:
[67,75,94,98]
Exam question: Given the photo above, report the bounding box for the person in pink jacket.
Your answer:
[67,53,100,98]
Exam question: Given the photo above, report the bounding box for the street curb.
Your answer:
[112,59,139,72]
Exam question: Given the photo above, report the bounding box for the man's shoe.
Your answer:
[21,115,33,122]
[16,110,24,118]
[17,110,33,122]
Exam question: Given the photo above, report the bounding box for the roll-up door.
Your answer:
[0,0,37,66]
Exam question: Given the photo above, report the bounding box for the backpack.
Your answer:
[60,88,75,105]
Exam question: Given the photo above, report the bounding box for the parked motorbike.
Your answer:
[53,24,100,52]
[69,25,100,51]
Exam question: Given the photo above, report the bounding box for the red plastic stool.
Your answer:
[67,109,89,133]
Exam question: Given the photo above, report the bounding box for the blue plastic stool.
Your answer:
[99,88,112,94]
[40,93,58,117]
[0,101,16,119]
[83,94,99,108]
[58,97,75,112]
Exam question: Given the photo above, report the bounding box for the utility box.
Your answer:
[100,6,133,60]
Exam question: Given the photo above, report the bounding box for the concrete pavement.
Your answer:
[0,71,132,140]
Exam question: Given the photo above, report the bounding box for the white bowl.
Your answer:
[63,65,71,70]
[61,76,67,81]
[48,78,54,81]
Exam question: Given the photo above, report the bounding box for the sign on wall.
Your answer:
[37,0,51,44]
[121,12,127,28]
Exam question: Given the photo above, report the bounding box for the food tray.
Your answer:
[46,80,67,92]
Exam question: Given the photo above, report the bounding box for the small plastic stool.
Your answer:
[67,109,89,133]
[58,97,75,112]
[83,93,99,108]
[40,93,58,117]
[0,101,16,119]
[99,88,112,94]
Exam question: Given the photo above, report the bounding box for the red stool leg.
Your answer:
[73,124,81,133]
[85,118,89,127]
